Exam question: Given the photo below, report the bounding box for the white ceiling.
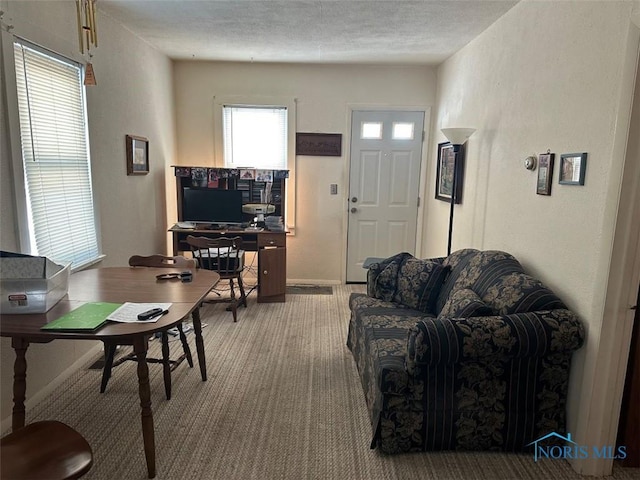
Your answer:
[98,0,519,64]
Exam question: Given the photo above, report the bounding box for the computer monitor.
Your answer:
[182,187,244,225]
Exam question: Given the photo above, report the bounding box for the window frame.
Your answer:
[3,33,103,270]
[214,96,297,232]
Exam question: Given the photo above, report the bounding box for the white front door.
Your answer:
[346,110,424,282]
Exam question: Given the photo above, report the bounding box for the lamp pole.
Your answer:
[447,145,460,256]
[440,128,475,257]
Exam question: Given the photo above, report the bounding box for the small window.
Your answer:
[12,40,100,269]
[215,97,296,232]
[392,122,414,140]
[361,122,383,139]
[223,106,287,169]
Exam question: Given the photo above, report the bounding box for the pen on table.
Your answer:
[148,309,169,320]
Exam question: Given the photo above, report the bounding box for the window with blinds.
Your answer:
[222,105,287,169]
[13,40,99,269]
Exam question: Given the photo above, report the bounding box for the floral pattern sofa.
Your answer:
[347,249,585,454]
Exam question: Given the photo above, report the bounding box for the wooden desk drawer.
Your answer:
[257,234,286,248]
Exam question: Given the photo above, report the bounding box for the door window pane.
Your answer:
[361,122,382,139]
[392,122,414,140]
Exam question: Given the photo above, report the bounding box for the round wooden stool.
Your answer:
[1,420,93,480]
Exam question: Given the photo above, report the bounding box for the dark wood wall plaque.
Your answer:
[296,133,342,156]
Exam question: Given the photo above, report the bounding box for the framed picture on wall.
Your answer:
[559,152,587,185]
[295,133,342,156]
[126,135,149,175]
[435,142,464,204]
[536,152,555,195]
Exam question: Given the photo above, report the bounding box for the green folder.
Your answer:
[42,302,122,332]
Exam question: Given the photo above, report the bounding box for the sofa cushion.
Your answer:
[437,288,494,320]
[482,272,566,315]
[349,292,414,314]
[371,262,400,302]
[436,250,523,313]
[393,257,450,313]
[367,252,413,301]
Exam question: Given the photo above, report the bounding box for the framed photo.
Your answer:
[296,133,342,156]
[536,152,555,195]
[126,135,149,175]
[559,152,587,185]
[435,142,464,204]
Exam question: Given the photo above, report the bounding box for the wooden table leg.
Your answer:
[11,337,29,432]
[191,308,207,381]
[133,336,156,479]
[161,333,171,400]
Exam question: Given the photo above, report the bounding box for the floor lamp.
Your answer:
[441,128,476,256]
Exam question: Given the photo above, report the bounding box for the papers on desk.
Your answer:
[107,302,172,323]
[175,222,194,229]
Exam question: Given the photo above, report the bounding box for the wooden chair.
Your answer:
[1,421,93,480]
[186,236,247,322]
[100,255,197,400]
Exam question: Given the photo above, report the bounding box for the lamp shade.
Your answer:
[441,128,476,146]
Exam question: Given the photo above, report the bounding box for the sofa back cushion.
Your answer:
[436,250,518,313]
[393,257,450,313]
[481,272,566,315]
[436,249,566,315]
[437,288,494,320]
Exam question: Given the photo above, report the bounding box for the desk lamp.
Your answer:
[441,127,476,256]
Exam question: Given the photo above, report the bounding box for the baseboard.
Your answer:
[0,342,103,432]
[286,279,342,286]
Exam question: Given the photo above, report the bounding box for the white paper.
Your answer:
[107,302,173,323]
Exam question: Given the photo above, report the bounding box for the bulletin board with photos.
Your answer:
[172,166,289,222]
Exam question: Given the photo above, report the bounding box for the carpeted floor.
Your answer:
[12,285,640,480]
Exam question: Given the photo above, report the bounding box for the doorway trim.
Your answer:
[341,104,432,283]
[571,22,640,476]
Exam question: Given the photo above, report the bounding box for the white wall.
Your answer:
[0,0,175,424]
[426,0,639,474]
[4,2,637,471]
[172,62,437,283]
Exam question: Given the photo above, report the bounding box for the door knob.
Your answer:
[351,197,358,203]
[350,207,358,213]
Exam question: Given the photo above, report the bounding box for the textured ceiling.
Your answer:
[98,0,519,64]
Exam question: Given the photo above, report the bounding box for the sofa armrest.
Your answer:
[405,309,584,373]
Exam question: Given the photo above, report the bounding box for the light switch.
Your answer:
[330,184,338,195]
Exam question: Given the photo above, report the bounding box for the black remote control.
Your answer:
[137,308,164,321]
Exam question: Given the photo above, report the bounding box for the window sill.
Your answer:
[70,254,106,274]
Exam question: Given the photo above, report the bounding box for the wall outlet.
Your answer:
[330,184,338,195]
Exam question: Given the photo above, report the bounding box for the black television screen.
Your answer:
[182,188,244,225]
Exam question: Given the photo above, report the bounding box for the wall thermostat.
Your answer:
[524,155,537,171]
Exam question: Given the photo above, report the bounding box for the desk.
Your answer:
[0,267,220,479]
[170,227,286,303]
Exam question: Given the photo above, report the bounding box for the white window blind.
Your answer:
[223,106,287,169]
[13,40,99,269]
